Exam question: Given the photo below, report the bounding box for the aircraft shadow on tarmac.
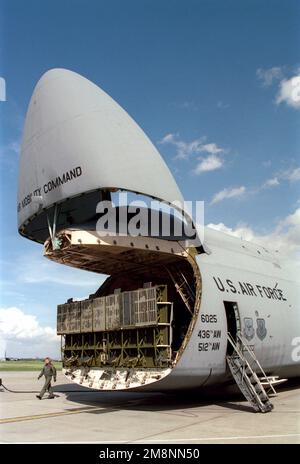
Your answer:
[52,378,300,415]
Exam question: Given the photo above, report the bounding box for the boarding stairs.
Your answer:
[226,332,276,413]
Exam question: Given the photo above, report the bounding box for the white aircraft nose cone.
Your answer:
[18,68,183,240]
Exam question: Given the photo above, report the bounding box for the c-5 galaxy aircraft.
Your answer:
[18,69,300,412]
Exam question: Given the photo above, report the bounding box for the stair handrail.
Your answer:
[227,332,255,382]
[227,332,273,412]
[236,332,276,395]
[227,332,247,361]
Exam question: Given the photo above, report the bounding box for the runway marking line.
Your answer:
[3,434,300,444]
[0,406,106,424]
[134,433,300,442]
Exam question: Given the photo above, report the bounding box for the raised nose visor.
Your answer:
[18,68,184,243]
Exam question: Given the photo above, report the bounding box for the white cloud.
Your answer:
[0,307,60,359]
[9,251,105,288]
[217,100,229,109]
[160,133,177,144]
[276,75,300,109]
[280,207,300,228]
[263,177,280,188]
[283,167,300,182]
[265,167,300,187]
[194,154,224,174]
[208,222,258,242]
[198,143,224,155]
[159,133,226,161]
[256,67,283,87]
[207,165,299,203]
[7,140,20,154]
[263,160,272,168]
[159,133,206,159]
[174,101,198,111]
[0,139,20,157]
[72,296,89,301]
[0,338,6,359]
[257,66,300,109]
[211,186,246,204]
[259,167,300,191]
[0,140,21,172]
[207,207,300,257]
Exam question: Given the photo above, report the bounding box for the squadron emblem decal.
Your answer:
[243,317,255,341]
[256,318,267,341]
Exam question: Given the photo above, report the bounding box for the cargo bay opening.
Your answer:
[45,229,202,390]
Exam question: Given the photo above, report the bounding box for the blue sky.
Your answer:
[0,0,299,357]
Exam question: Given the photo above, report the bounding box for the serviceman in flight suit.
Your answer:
[36,357,57,399]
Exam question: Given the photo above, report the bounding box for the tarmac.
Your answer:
[0,371,300,444]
